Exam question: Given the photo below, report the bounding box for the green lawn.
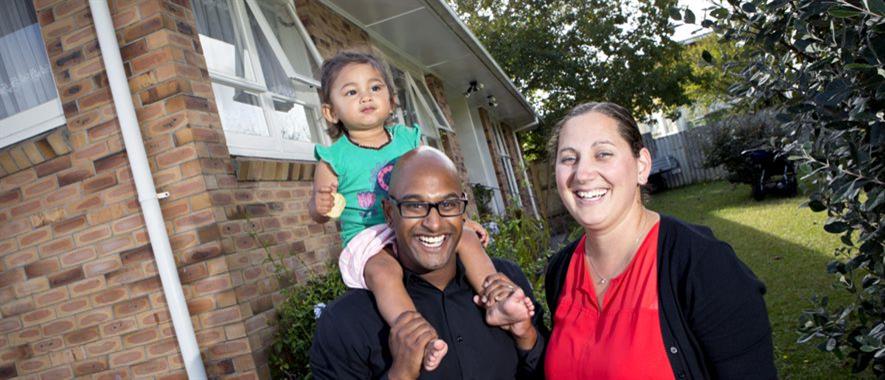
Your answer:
[647,181,866,379]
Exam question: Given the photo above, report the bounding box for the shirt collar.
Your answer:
[402,259,468,292]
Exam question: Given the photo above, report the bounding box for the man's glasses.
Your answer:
[388,194,469,219]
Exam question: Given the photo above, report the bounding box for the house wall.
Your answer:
[0,1,484,379]
[499,123,536,217]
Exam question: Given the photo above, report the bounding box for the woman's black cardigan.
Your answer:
[544,215,777,379]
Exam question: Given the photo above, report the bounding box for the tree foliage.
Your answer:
[682,0,884,374]
[449,0,696,161]
[681,34,750,108]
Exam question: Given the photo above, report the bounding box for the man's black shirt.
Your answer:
[310,258,545,379]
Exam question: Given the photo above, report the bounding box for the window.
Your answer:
[491,121,522,207]
[0,0,64,149]
[388,66,451,148]
[191,0,325,161]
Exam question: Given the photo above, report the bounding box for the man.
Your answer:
[310,147,545,380]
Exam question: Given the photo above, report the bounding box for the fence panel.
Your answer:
[650,126,727,187]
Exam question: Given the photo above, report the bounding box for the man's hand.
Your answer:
[388,311,437,380]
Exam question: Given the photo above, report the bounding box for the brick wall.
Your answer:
[477,108,516,207]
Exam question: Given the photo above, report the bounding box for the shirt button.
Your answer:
[670,346,679,354]
[456,336,464,343]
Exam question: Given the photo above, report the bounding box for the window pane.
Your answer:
[391,67,418,127]
[192,0,256,81]
[272,99,312,142]
[0,0,58,119]
[211,82,269,136]
[415,79,449,128]
[259,0,318,81]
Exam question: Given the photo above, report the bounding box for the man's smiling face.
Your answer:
[383,148,464,275]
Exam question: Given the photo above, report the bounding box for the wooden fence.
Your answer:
[644,126,727,188]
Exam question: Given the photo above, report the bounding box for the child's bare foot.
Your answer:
[423,339,448,371]
[482,287,535,326]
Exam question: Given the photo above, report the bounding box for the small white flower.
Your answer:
[313,303,326,319]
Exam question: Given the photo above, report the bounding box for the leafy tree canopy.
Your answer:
[449,0,696,161]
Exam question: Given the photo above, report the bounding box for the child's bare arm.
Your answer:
[309,161,337,224]
[364,246,417,325]
[457,227,497,296]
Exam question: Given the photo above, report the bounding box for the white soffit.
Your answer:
[320,0,538,127]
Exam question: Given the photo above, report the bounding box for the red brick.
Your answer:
[34,156,70,177]
[200,306,241,328]
[87,119,120,141]
[69,277,105,298]
[53,0,88,17]
[60,247,96,267]
[56,167,93,187]
[131,276,162,296]
[13,277,49,298]
[92,287,127,306]
[206,338,250,360]
[97,235,134,255]
[39,365,73,379]
[0,318,21,334]
[1,220,29,238]
[109,347,145,367]
[22,176,58,198]
[164,94,211,113]
[112,5,139,28]
[60,24,96,51]
[132,357,168,376]
[0,189,21,208]
[48,267,84,288]
[75,225,111,245]
[39,237,75,257]
[74,358,109,376]
[123,14,166,42]
[18,228,51,248]
[17,356,49,375]
[53,215,87,235]
[30,337,62,355]
[64,326,100,345]
[0,344,33,362]
[131,47,182,74]
[111,214,143,234]
[93,151,128,173]
[82,172,117,193]
[56,298,90,318]
[136,101,165,122]
[25,259,60,278]
[67,194,101,214]
[34,288,68,308]
[42,319,75,337]
[52,48,84,70]
[78,88,113,111]
[12,200,42,217]
[83,257,122,277]
[140,79,190,105]
[44,184,79,206]
[84,337,121,357]
[21,308,55,327]
[3,248,37,269]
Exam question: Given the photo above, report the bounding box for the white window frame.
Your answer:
[0,5,64,149]
[491,120,522,207]
[197,0,326,161]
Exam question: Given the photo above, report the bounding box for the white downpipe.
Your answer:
[88,2,208,379]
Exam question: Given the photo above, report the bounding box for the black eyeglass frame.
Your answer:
[387,193,469,219]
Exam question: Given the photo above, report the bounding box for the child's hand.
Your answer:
[313,184,338,216]
[463,218,490,247]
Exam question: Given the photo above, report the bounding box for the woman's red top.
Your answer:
[544,222,674,380]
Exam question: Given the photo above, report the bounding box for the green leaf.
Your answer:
[845,63,875,70]
[711,7,729,19]
[684,9,696,24]
[669,6,682,20]
[828,6,862,18]
[701,50,714,64]
[868,0,885,16]
[824,218,849,233]
[741,2,757,13]
[701,19,714,28]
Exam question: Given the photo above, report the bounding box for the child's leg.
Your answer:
[459,230,534,326]
[364,248,448,371]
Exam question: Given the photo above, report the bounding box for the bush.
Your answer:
[269,265,345,379]
[681,1,885,375]
[703,111,788,184]
[471,183,495,216]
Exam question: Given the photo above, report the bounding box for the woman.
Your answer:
[543,102,776,379]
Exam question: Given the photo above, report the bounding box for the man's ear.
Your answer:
[321,103,338,124]
[382,198,394,226]
[637,147,652,186]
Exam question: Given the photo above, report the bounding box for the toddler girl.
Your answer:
[307,52,533,371]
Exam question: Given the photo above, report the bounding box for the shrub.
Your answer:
[471,183,495,216]
[680,1,885,375]
[703,111,788,185]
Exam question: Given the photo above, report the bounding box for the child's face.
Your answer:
[322,63,393,133]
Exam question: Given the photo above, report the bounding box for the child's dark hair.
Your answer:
[319,52,397,139]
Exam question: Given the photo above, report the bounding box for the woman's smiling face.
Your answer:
[554,111,650,231]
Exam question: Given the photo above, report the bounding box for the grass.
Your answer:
[647,181,867,379]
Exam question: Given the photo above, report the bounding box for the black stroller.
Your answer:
[741,148,798,201]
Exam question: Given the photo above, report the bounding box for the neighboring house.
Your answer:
[0,0,539,378]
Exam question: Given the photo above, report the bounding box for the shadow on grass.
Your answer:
[648,181,865,379]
